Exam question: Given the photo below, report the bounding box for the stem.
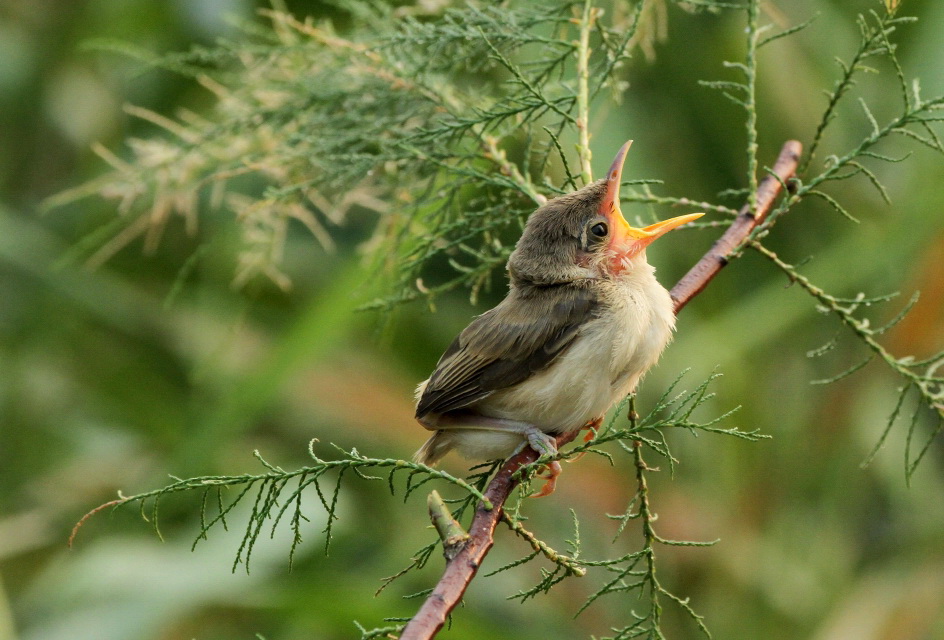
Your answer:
[501,513,585,576]
[629,397,711,637]
[628,395,657,550]
[744,0,760,211]
[575,0,595,185]
[628,396,659,621]
[482,135,547,206]
[632,439,662,628]
[428,490,470,561]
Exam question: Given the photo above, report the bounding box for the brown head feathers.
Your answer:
[507,179,608,287]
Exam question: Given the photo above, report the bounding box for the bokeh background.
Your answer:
[1,1,943,639]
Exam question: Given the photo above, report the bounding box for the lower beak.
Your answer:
[600,141,704,265]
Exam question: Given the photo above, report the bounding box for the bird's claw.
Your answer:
[522,427,561,497]
[525,428,558,459]
[531,461,562,498]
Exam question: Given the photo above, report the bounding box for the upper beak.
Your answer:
[599,140,704,264]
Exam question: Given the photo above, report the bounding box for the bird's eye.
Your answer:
[590,222,608,238]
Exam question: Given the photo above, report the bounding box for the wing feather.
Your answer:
[415,284,597,418]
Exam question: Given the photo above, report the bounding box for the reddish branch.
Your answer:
[671,140,803,312]
[399,140,802,640]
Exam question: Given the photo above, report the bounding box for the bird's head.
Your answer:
[508,141,703,286]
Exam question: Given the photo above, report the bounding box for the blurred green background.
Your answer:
[1,1,943,639]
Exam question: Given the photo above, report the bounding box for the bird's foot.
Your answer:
[531,461,562,498]
[522,427,561,498]
[525,427,558,458]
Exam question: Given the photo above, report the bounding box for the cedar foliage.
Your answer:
[62,1,943,638]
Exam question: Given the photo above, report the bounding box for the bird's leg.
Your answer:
[419,411,530,433]
[425,411,557,446]
[425,412,562,496]
[506,437,561,498]
[523,426,557,457]
[519,428,561,498]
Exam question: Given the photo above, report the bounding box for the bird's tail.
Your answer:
[413,431,452,466]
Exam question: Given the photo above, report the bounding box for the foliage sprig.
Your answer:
[64,0,944,637]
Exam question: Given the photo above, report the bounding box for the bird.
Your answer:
[413,141,702,496]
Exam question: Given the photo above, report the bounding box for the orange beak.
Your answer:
[599,140,704,272]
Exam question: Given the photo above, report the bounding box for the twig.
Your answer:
[575,0,596,185]
[399,140,803,640]
[500,512,585,576]
[749,240,944,425]
[744,0,761,210]
[427,490,470,561]
[68,498,128,548]
[482,135,547,206]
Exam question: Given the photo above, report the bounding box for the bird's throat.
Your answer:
[606,246,643,276]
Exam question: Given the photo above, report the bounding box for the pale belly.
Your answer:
[451,275,676,459]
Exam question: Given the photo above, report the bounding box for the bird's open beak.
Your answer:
[599,140,704,272]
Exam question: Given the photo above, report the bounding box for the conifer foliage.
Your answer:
[66,1,943,638]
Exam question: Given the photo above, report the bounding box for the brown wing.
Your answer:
[415,283,597,419]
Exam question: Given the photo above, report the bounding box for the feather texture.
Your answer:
[415,261,675,463]
[415,282,598,419]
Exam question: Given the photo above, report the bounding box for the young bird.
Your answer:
[414,141,702,495]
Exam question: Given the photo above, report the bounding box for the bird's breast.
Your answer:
[603,272,676,390]
[478,269,675,433]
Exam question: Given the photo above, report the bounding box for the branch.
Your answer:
[670,139,802,312]
[399,140,802,640]
[399,453,534,638]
